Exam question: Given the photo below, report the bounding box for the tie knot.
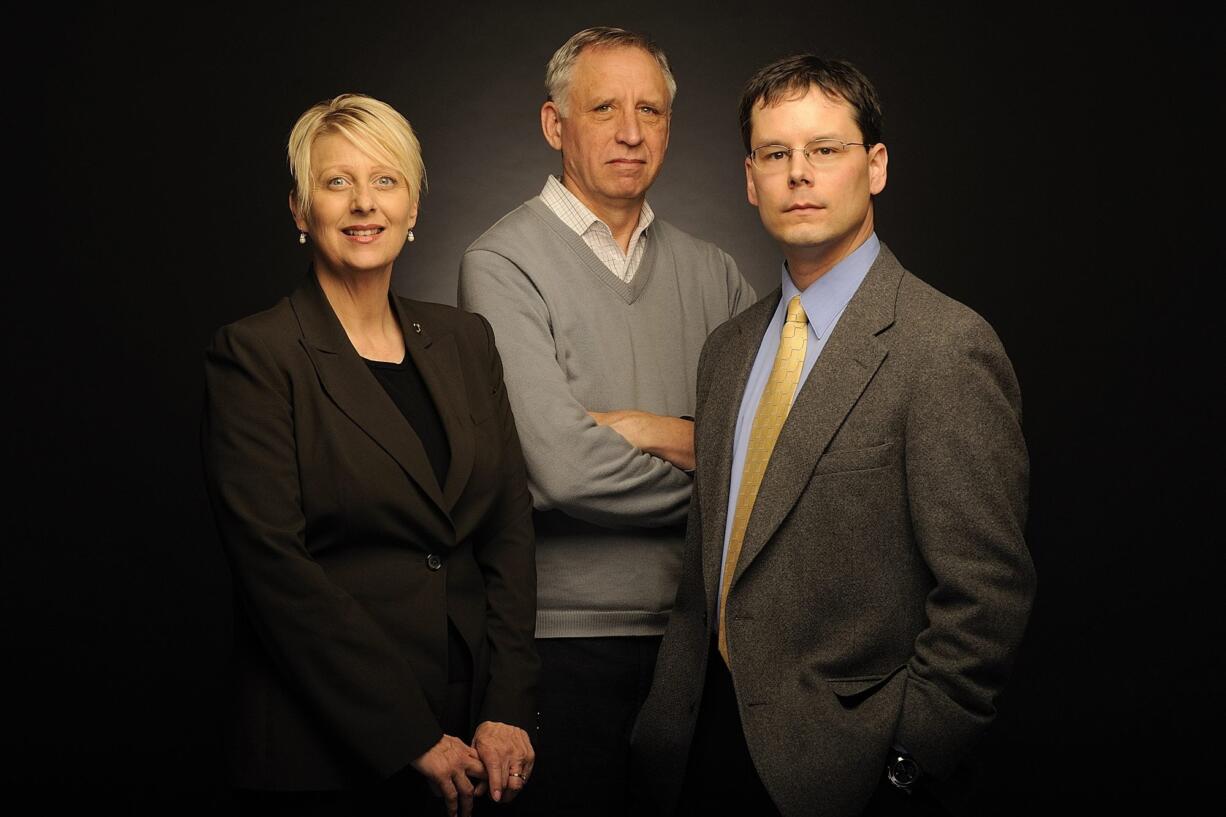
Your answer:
[785,295,808,325]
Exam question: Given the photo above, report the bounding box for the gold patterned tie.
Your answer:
[718,295,808,663]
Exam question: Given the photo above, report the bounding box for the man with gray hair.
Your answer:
[459,26,754,816]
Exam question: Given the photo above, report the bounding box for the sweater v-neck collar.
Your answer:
[524,197,660,305]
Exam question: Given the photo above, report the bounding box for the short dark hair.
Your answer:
[738,54,883,153]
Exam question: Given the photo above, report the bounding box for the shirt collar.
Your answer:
[541,175,654,238]
[781,232,880,339]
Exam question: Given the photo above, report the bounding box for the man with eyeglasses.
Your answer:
[633,55,1035,816]
[458,27,754,816]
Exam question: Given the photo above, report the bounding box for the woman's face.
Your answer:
[293,132,417,279]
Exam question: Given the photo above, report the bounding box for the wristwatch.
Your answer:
[886,745,921,793]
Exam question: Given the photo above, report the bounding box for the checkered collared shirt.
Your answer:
[539,175,654,283]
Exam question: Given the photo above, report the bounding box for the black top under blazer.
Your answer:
[202,273,537,790]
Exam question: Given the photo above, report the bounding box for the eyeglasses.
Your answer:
[748,139,871,171]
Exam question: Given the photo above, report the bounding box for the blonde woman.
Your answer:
[203,94,536,817]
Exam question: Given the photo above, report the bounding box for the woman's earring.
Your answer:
[407,229,415,243]
[298,231,307,245]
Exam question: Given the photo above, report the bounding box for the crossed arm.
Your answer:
[459,248,695,528]
[588,409,695,472]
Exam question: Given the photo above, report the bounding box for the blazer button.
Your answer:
[426,554,443,571]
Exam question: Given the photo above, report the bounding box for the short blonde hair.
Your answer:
[287,93,425,219]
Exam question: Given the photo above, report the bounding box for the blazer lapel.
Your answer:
[393,297,475,514]
[289,275,452,529]
[698,293,780,613]
[731,247,904,588]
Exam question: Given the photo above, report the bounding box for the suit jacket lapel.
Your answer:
[731,247,903,589]
[289,275,453,530]
[393,298,475,513]
[698,293,779,612]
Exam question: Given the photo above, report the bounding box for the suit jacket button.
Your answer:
[426,554,443,571]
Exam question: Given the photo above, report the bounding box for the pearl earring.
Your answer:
[298,231,307,245]
[407,230,415,243]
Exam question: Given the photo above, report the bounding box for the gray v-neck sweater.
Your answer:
[460,197,755,637]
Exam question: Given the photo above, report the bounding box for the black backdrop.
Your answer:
[23,0,1217,810]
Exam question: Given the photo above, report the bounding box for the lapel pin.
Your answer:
[412,322,422,334]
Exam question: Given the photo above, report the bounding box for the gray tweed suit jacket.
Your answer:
[632,244,1035,817]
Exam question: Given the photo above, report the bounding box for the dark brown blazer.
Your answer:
[633,245,1035,816]
[202,273,536,790]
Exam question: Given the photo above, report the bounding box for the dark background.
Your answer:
[22,0,1217,811]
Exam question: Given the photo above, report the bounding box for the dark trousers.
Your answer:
[677,642,950,817]
[676,645,778,816]
[233,777,510,817]
[233,770,440,816]
[860,776,952,817]
[507,635,661,817]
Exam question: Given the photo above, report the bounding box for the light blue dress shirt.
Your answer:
[716,233,880,612]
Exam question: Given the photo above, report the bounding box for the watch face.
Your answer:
[888,756,920,788]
